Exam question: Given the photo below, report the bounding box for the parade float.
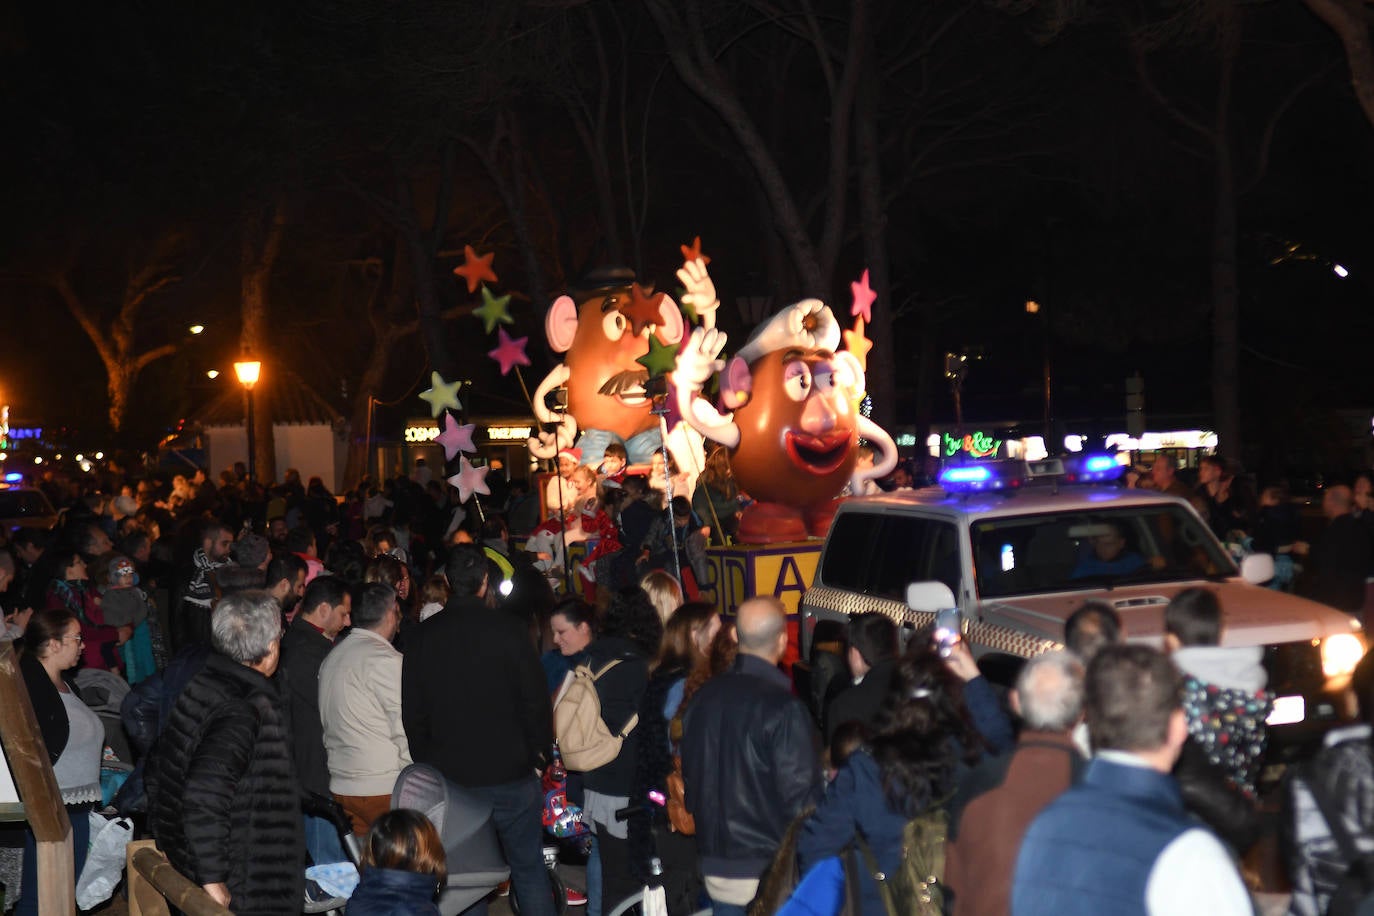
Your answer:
[423,240,896,622]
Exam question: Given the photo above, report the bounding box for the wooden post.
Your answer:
[0,639,75,915]
[126,840,233,916]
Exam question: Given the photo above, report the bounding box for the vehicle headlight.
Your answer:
[1322,633,1366,679]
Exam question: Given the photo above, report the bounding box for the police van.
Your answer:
[800,455,1365,749]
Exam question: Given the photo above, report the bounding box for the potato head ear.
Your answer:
[546,295,580,353]
[656,295,685,344]
[720,356,753,410]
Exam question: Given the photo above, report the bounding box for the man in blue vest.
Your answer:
[1011,644,1251,916]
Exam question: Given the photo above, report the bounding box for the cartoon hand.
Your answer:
[677,258,719,321]
[675,326,728,392]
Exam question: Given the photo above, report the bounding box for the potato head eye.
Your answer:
[812,362,837,393]
[782,361,812,402]
[602,311,629,341]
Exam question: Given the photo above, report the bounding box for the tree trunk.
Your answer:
[1210,26,1241,458]
[913,299,938,470]
[241,200,285,484]
[465,113,553,319]
[854,37,895,430]
[342,239,411,490]
[396,161,456,380]
[642,0,826,296]
[1304,0,1374,129]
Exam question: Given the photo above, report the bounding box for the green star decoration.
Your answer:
[676,285,698,325]
[418,371,463,417]
[636,334,680,378]
[473,285,514,334]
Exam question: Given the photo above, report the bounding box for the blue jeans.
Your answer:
[465,776,555,916]
[17,804,91,916]
[587,833,602,916]
[303,812,348,865]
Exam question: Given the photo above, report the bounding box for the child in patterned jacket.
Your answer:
[1165,586,1273,798]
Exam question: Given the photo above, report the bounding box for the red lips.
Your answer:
[784,430,852,475]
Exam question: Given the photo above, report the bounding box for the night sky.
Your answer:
[1,0,1370,480]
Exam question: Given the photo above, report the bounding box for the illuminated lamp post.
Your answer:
[233,356,262,483]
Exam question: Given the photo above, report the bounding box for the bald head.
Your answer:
[736,596,787,661]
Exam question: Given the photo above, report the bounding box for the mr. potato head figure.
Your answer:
[674,298,897,543]
[528,263,717,482]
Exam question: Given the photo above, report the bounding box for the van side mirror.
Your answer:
[1240,553,1275,586]
[906,581,957,612]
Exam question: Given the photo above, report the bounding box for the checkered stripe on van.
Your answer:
[965,620,1063,659]
[804,586,923,627]
[804,586,1063,659]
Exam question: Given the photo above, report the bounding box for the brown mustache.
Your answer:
[598,369,650,397]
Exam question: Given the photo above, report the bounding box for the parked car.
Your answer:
[0,486,61,533]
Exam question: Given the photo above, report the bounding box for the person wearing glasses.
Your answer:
[15,608,105,916]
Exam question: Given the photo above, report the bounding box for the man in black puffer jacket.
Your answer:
[682,596,822,916]
[146,590,304,914]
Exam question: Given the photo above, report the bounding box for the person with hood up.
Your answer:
[1164,587,1272,800]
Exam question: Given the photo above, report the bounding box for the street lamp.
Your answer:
[234,356,262,483]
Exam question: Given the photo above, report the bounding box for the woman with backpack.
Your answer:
[794,634,989,916]
[555,588,661,914]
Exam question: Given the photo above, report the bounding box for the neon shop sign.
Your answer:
[943,431,1002,459]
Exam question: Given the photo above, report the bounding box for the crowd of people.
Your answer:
[4,453,1374,916]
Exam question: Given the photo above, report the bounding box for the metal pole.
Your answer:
[246,386,257,484]
[1041,315,1054,446]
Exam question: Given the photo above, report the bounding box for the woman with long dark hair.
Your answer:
[630,602,720,911]
[796,634,987,916]
[365,554,413,646]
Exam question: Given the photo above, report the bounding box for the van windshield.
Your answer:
[970,504,1236,598]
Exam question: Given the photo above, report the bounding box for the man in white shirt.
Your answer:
[318,582,410,836]
[1011,644,1252,916]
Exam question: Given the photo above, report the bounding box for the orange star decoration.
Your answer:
[679,236,711,266]
[452,245,498,294]
[844,318,874,371]
[623,283,667,337]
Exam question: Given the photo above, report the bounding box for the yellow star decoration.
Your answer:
[418,371,463,418]
[844,318,873,371]
[473,286,514,335]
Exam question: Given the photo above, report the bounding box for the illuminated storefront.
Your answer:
[376,417,536,483]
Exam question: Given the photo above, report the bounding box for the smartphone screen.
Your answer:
[934,607,962,657]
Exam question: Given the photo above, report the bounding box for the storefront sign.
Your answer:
[404,424,440,443]
[487,425,532,441]
[1104,430,1217,452]
[943,430,1002,459]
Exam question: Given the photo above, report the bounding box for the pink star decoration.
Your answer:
[435,413,476,460]
[448,456,491,503]
[488,327,531,375]
[850,269,876,323]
